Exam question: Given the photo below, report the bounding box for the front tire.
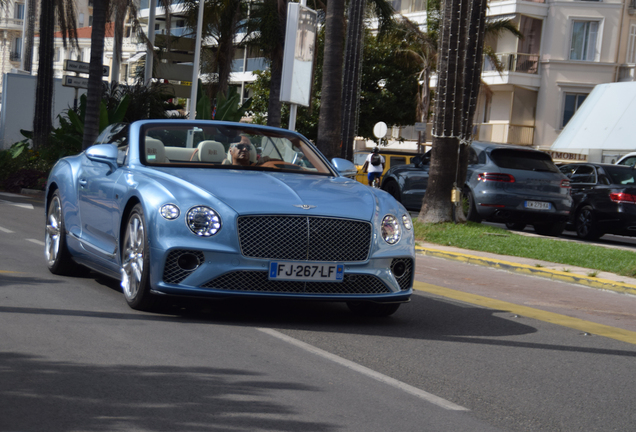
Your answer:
[121,204,156,311]
[45,190,78,275]
[347,301,401,317]
[575,206,602,240]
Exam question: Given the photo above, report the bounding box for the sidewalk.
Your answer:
[415,242,636,297]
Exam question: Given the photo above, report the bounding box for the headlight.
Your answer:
[381,215,401,244]
[186,206,222,237]
[160,204,180,220]
[402,214,412,230]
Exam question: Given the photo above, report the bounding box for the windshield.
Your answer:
[139,122,333,175]
[490,148,559,173]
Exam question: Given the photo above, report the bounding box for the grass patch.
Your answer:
[413,221,636,278]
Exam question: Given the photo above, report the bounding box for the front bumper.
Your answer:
[149,247,414,303]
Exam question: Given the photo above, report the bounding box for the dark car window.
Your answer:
[467,148,479,165]
[489,148,559,173]
[559,164,578,178]
[570,165,596,184]
[602,165,636,185]
[391,156,407,166]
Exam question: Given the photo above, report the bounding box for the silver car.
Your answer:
[381,141,573,236]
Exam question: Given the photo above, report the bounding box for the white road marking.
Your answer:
[0,199,34,210]
[258,327,469,411]
[0,226,14,233]
[27,239,45,246]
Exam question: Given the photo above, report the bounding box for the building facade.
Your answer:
[3,0,636,149]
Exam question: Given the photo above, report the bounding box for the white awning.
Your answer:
[127,52,146,64]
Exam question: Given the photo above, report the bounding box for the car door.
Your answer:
[567,164,600,211]
[77,149,122,260]
[401,155,430,209]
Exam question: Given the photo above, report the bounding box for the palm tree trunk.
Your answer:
[340,0,366,161]
[316,0,345,160]
[111,0,129,84]
[32,0,55,150]
[82,0,110,150]
[22,0,36,72]
[266,0,288,128]
[418,0,468,223]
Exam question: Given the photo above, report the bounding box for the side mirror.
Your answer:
[331,157,357,178]
[86,144,118,171]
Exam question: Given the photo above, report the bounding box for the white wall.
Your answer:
[0,73,85,149]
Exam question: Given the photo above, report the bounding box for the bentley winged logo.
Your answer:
[293,204,316,210]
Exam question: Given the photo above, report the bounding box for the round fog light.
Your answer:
[392,261,406,277]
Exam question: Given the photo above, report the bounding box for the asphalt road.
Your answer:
[2,192,636,432]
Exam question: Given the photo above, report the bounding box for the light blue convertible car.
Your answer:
[44,120,414,316]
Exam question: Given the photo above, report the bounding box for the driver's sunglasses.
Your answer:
[234,144,250,151]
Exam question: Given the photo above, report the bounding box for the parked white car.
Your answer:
[615,152,636,167]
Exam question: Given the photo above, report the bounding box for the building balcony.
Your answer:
[9,52,21,62]
[629,0,636,15]
[481,53,541,88]
[474,122,535,146]
[0,17,24,31]
[483,53,539,74]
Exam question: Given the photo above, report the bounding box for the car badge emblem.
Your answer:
[294,204,316,210]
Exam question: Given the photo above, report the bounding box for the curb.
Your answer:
[415,245,636,297]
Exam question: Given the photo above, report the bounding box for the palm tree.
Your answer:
[22,0,36,72]
[33,0,78,150]
[340,0,395,161]
[419,0,523,223]
[82,0,110,150]
[315,0,345,159]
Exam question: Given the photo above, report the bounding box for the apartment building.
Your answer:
[473,0,636,148]
[0,0,28,91]
[3,0,635,149]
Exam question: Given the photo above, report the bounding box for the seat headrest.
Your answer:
[197,140,226,163]
[145,137,165,163]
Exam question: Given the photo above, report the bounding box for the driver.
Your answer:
[229,135,253,166]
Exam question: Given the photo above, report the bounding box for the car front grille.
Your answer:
[237,216,371,262]
[200,271,390,294]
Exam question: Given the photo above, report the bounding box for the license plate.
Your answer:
[269,262,344,282]
[524,200,552,210]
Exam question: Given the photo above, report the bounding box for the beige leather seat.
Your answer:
[196,140,226,163]
[145,137,166,163]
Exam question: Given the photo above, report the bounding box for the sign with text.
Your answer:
[62,75,89,89]
[63,59,110,77]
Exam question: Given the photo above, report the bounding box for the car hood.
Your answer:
[164,168,377,220]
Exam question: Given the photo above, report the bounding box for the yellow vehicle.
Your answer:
[354,150,419,186]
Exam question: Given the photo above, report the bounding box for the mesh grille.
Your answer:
[238,216,371,262]
[391,258,413,291]
[163,250,205,284]
[201,271,390,295]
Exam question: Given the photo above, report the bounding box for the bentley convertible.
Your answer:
[44,120,414,316]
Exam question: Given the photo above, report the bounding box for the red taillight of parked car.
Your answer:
[609,192,636,204]
[477,172,515,183]
[561,179,571,188]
